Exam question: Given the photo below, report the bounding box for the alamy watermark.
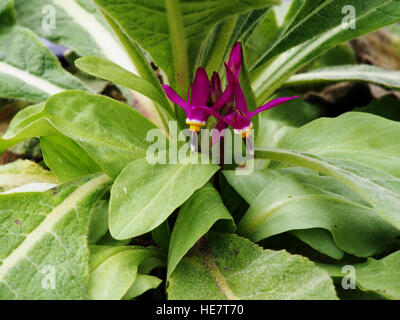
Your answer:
[341,265,356,290]
[41,5,56,35]
[40,265,56,290]
[342,5,356,30]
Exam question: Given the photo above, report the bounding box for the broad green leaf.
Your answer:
[252,0,400,71]
[285,65,400,89]
[94,0,280,88]
[234,112,400,257]
[244,9,279,68]
[110,154,219,240]
[0,103,57,156]
[0,1,88,102]
[168,232,337,300]
[234,168,400,258]
[319,251,400,300]
[0,159,58,192]
[0,174,111,299]
[223,168,343,259]
[14,0,134,72]
[41,135,101,183]
[167,184,235,279]
[122,274,162,300]
[75,55,174,127]
[276,112,400,178]
[3,91,161,179]
[251,1,400,103]
[255,141,400,231]
[88,200,109,245]
[14,0,167,129]
[88,245,164,300]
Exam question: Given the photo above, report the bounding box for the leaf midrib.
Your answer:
[0,174,110,281]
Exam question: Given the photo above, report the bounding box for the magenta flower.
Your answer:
[227,42,242,81]
[200,69,298,154]
[208,82,298,135]
[163,67,211,131]
[162,41,298,155]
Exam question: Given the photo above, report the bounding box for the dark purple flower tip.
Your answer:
[227,42,242,79]
[211,72,222,103]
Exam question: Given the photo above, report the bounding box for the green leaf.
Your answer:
[41,135,101,183]
[88,245,164,300]
[0,103,57,155]
[167,183,235,279]
[0,159,58,192]
[285,65,400,89]
[75,55,175,128]
[275,112,400,178]
[244,9,279,68]
[254,115,400,231]
[94,0,280,87]
[231,112,400,258]
[14,0,166,129]
[88,200,109,245]
[233,167,400,259]
[251,1,400,103]
[0,2,88,102]
[253,0,400,70]
[110,154,219,240]
[14,0,134,71]
[0,174,111,299]
[319,251,400,300]
[152,220,171,252]
[3,91,161,179]
[122,274,162,300]
[168,233,337,300]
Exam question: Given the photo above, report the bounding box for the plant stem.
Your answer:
[165,0,190,96]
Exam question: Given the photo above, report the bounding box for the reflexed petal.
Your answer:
[228,42,242,78]
[233,80,250,116]
[225,63,237,85]
[211,81,234,112]
[250,96,299,117]
[191,67,210,106]
[163,85,189,113]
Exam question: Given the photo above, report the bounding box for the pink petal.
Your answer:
[250,96,299,117]
[233,80,250,116]
[211,81,234,112]
[191,67,210,107]
[228,42,242,79]
[225,63,236,85]
[163,85,189,113]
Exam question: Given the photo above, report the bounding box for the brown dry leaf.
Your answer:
[350,30,400,70]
